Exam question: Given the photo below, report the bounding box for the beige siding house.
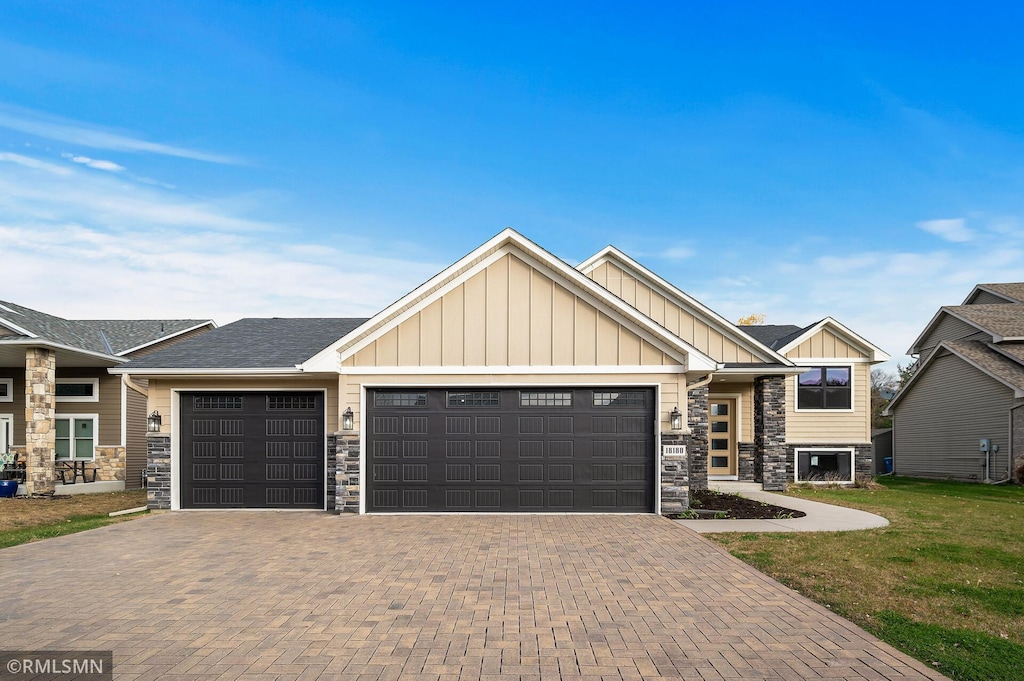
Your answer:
[113,230,887,514]
[887,283,1024,483]
[0,301,215,494]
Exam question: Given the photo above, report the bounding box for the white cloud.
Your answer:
[0,152,72,175]
[662,245,696,260]
[61,152,125,172]
[0,105,239,164]
[917,218,973,242]
[0,148,441,322]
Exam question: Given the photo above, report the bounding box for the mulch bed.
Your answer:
[682,489,807,519]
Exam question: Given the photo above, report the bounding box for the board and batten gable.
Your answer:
[584,260,761,364]
[893,351,1013,480]
[783,327,872,444]
[336,251,692,432]
[341,253,678,369]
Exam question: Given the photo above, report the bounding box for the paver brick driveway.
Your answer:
[0,513,946,681]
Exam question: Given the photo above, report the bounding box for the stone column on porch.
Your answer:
[687,384,709,491]
[24,348,56,494]
[754,375,788,491]
[335,434,361,513]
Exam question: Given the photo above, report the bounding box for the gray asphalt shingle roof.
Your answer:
[736,324,806,350]
[0,300,209,356]
[944,304,1024,339]
[977,283,1024,304]
[120,317,370,369]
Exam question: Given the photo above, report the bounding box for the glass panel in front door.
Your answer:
[708,399,736,475]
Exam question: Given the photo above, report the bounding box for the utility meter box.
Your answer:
[980,438,992,453]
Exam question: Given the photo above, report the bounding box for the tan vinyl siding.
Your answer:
[55,368,122,447]
[786,362,871,443]
[344,253,674,368]
[785,328,870,359]
[124,324,213,358]
[916,313,981,354]
[586,261,759,363]
[893,352,1013,480]
[147,378,340,434]
[339,372,684,434]
[125,385,147,488]
[0,369,26,445]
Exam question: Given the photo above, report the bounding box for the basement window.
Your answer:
[795,448,854,483]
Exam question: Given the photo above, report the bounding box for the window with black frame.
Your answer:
[797,366,851,409]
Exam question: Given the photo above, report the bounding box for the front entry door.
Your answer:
[708,398,736,477]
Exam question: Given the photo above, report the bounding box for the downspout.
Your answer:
[686,374,714,391]
[121,374,148,397]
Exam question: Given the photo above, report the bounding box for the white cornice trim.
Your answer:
[0,338,125,363]
[339,365,691,375]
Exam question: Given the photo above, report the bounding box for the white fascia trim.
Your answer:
[577,246,793,366]
[310,229,719,373]
[790,357,874,364]
[108,367,305,376]
[777,317,891,363]
[714,366,806,375]
[342,365,690,375]
[115,321,217,357]
[0,338,125,363]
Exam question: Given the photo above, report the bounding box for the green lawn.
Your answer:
[710,477,1024,681]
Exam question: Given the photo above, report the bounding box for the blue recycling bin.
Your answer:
[884,457,893,474]
[0,480,18,498]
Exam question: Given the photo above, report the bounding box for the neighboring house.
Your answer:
[0,301,215,493]
[886,283,1024,483]
[115,230,887,514]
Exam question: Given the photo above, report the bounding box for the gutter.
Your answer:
[121,374,148,397]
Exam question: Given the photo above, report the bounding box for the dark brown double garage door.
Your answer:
[366,387,656,512]
[180,392,325,509]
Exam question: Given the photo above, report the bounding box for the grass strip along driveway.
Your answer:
[0,490,147,548]
[711,477,1024,681]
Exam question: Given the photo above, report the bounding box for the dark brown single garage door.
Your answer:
[365,387,655,512]
[180,392,325,509]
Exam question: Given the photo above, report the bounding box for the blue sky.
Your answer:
[2,2,1023,370]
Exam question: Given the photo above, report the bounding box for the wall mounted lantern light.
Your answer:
[147,411,162,433]
[342,407,354,431]
[669,406,683,431]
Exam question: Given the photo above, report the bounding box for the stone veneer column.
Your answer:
[659,433,689,515]
[146,433,172,509]
[687,384,709,491]
[24,348,56,494]
[335,435,361,513]
[755,375,788,491]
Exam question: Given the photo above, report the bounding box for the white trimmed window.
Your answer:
[796,366,851,410]
[0,378,11,402]
[794,448,855,483]
[55,379,99,403]
[55,416,97,460]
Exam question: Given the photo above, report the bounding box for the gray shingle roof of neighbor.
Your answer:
[736,324,806,350]
[944,304,1024,339]
[942,340,1024,394]
[990,341,1024,365]
[120,317,370,369]
[0,300,209,356]
[977,283,1024,304]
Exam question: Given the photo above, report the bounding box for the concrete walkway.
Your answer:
[676,482,890,533]
[0,512,940,680]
